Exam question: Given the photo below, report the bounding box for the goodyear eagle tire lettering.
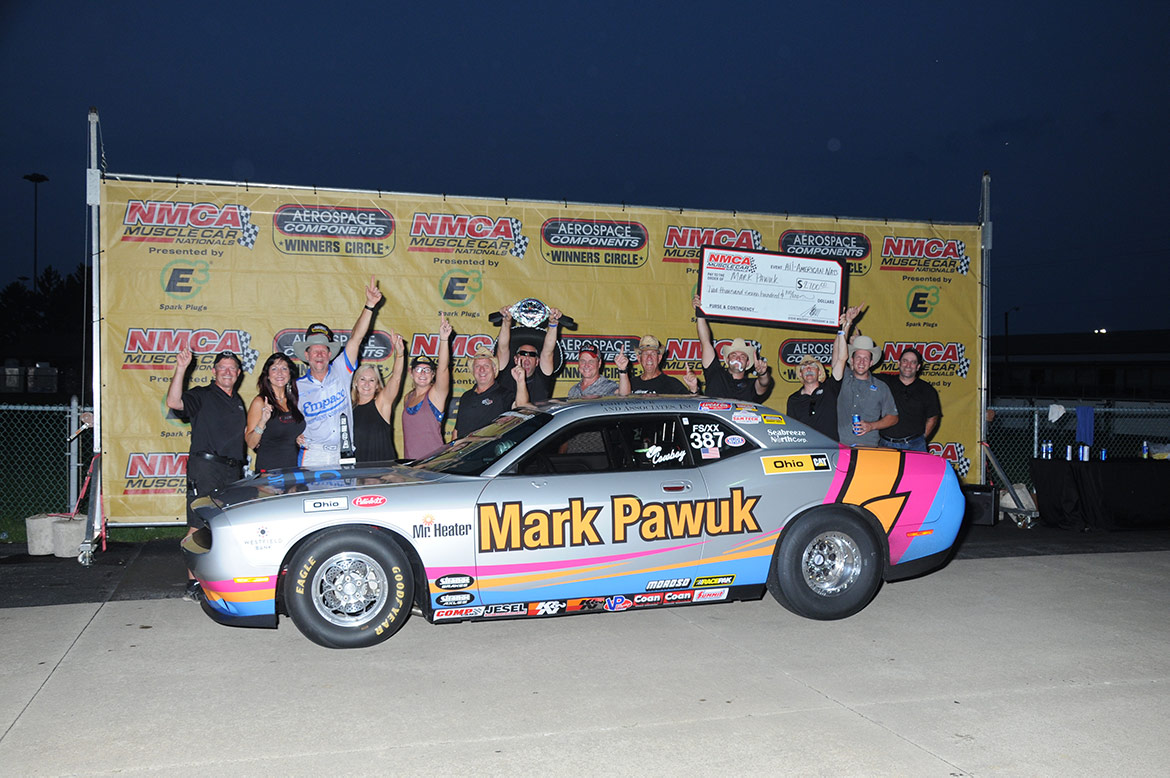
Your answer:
[283,528,413,649]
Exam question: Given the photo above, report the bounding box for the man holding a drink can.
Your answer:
[834,305,900,446]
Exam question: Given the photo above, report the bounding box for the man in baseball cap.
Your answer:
[567,345,619,398]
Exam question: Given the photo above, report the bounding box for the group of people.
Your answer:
[167,278,940,599]
[785,302,941,450]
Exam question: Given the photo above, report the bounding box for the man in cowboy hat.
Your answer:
[453,345,529,438]
[786,303,862,441]
[834,304,898,446]
[614,335,696,395]
[293,275,382,468]
[691,295,772,401]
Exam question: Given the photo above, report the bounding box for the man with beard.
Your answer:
[877,346,941,451]
[494,305,562,402]
[691,294,772,401]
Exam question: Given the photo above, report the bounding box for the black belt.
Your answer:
[192,451,244,468]
[879,434,918,444]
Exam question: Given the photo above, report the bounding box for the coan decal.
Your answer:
[407,213,528,258]
[272,204,395,258]
[476,489,761,553]
[540,218,648,268]
[662,225,763,264]
[121,200,259,249]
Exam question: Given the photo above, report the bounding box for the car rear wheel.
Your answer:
[284,527,413,649]
[767,510,882,620]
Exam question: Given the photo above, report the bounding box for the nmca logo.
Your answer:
[410,332,496,360]
[928,442,971,479]
[123,452,187,495]
[664,337,759,362]
[882,341,971,379]
[879,236,970,275]
[122,328,258,371]
[121,200,259,249]
[662,226,763,264]
[408,213,528,258]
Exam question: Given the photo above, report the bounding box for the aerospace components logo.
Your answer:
[540,218,648,268]
[122,328,259,372]
[272,204,395,258]
[780,230,871,276]
[879,235,970,275]
[408,213,528,258]
[274,328,397,363]
[121,200,259,249]
[662,225,763,263]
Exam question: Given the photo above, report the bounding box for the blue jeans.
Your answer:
[879,435,927,452]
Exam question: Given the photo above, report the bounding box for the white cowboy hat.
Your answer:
[848,334,882,363]
[291,323,344,362]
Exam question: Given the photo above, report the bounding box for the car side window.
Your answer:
[512,415,692,475]
[681,414,758,464]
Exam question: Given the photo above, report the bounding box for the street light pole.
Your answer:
[23,173,49,295]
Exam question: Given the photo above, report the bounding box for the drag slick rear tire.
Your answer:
[768,510,882,620]
[284,527,413,649]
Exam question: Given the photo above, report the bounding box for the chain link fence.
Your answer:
[986,404,1170,488]
[0,402,94,527]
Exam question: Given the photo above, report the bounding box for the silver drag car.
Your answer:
[183,396,965,649]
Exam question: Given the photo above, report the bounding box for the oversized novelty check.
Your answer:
[698,247,846,331]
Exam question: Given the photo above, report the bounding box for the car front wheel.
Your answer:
[284,527,413,649]
[767,510,882,620]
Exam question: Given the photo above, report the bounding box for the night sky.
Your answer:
[2,1,1167,335]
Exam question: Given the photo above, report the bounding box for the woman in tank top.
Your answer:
[246,353,306,472]
[350,331,406,464]
[401,313,452,460]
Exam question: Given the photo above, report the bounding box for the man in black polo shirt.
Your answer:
[877,347,941,452]
[454,347,530,438]
[494,305,561,402]
[692,295,772,401]
[167,348,246,600]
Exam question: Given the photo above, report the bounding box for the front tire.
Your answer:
[768,510,882,620]
[284,527,413,649]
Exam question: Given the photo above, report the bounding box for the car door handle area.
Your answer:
[661,480,692,493]
[530,480,548,489]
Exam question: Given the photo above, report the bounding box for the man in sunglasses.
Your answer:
[493,304,562,402]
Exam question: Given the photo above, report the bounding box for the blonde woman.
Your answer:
[349,331,405,464]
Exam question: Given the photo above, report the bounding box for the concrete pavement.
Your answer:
[1,550,1168,776]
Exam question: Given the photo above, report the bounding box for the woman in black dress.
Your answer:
[350,331,406,464]
[245,353,306,471]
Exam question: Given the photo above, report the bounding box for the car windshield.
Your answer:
[413,410,553,476]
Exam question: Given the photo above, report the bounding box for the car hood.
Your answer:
[210,463,453,509]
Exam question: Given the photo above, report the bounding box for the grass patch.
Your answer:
[0,514,186,545]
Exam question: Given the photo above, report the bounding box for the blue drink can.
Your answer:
[852,414,862,435]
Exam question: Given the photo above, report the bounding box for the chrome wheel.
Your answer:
[310,551,388,627]
[800,531,862,596]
